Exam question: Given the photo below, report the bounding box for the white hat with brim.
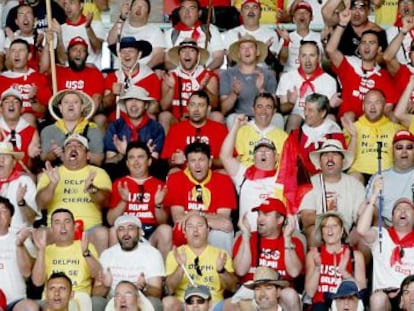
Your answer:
[0,141,24,160]
[118,86,155,112]
[64,133,89,149]
[168,39,210,67]
[309,139,353,171]
[1,88,23,102]
[244,267,289,289]
[48,89,96,121]
[314,211,349,246]
[228,34,268,64]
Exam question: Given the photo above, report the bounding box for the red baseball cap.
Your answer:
[68,36,88,49]
[294,1,313,13]
[252,198,287,216]
[393,130,414,144]
[241,0,261,8]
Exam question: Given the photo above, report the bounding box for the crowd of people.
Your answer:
[1,0,414,310]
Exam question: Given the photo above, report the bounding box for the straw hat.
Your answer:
[167,39,210,66]
[309,139,353,171]
[0,141,23,160]
[48,89,95,121]
[118,86,155,112]
[228,34,268,64]
[244,267,289,289]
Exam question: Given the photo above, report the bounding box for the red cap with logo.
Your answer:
[68,36,88,49]
[294,1,313,13]
[241,0,261,8]
[393,130,414,144]
[252,198,287,216]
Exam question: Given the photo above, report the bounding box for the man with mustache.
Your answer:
[299,139,365,247]
[36,134,112,254]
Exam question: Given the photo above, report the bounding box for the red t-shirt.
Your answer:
[56,65,105,97]
[161,120,228,160]
[333,56,398,118]
[312,244,354,304]
[0,70,52,118]
[109,176,165,225]
[233,232,305,285]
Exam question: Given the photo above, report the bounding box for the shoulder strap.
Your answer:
[171,29,180,45]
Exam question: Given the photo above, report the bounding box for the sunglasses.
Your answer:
[138,184,145,202]
[195,185,203,203]
[186,298,207,305]
[194,257,202,276]
[9,130,16,147]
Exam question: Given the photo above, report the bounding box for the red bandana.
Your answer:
[298,66,325,98]
[122,113,150,142]
[66,14,87,26]
[0,168,21,192]
[388,227,414,266]
[244,165,276,180]
[174,21,203,41]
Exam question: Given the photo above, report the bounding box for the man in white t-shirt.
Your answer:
[99,214,165,311]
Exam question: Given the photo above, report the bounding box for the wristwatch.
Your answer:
[83,249,91,257]
[18,199,26,207]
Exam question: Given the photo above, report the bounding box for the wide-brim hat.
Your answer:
[48,89,95,121]
[168,39,210,67]
[309,139,353,171]
[325,280,361,300]
[0,141,24,160]
[244,267,289,289]
[314,211,349,246]
[228,34,268,64]
[108,36,152,58]
[118,86,155,111]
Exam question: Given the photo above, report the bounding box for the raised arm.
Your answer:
[394,75,414,128]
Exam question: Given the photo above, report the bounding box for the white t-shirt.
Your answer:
[100,242,165,295]
[276,69,337,118]
[0,232,27,303]
[386,26,412,66]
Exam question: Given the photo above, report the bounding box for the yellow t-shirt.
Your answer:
[409,117,414,133]
[45,241,98,294]
[375,0,398,26]
[37,165,112,230]
[345,116,403,174]
[235,124,287,167]
[165,245,234,303]
[82,2,102,21]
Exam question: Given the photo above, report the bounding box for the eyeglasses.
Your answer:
[195,185,203,203]
[186,298,207,305]
[194,257,202,276]
[9,130,16,147]
[138,184,145,202]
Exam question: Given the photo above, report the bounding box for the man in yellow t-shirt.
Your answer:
[163,214,238,309]
[36,133,112,254]
[31,209,101,296]
[343,89,403,184]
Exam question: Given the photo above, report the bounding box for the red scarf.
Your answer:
[174,21,203,41]
[66,14,87,26]
[0,168,21,192]
[122,113,150,142]
[298,66,325,98]
[388,227,414,266]
[245,166,276,180]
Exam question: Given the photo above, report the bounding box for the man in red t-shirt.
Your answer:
[161,90,227,170]
[164,141,237,252]
[108,141,171,258]
[0,39,52,124]
[231,198,303,310]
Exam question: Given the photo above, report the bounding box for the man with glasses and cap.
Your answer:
[299,139,365,247]
[160,38,220,133]
[220,34,277,129]
[161,90,228,170]
[0,87,40,171]
[41,89,103,166]
[98,214,165,311]
[103,37,161,118]
[104,86,165,180]
[36,133,112,253]
[164,141,236,253]
[184,285,211,311]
